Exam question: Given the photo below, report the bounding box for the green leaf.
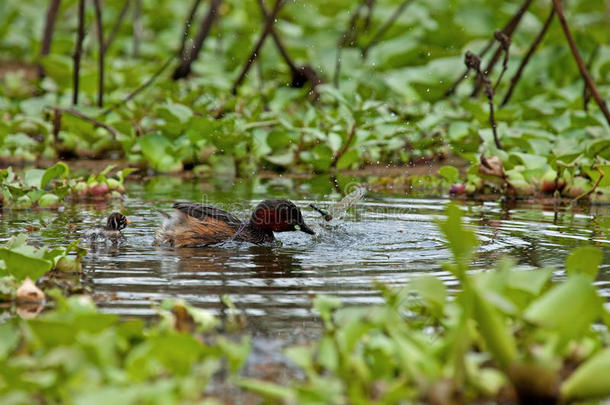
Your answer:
[0,247,52,281]
[437,203,478,276]
[38,193,60,207]
[565,246,603,279]
[438,165,459,183]
[412,276,446,316]
[138,133,182,173]
[471,288,517,370]
[562,348,610,401]
[336,149,359,170]
[41,162,69,189]
[524,275,602,342]
[236,378,293,400]
[24,168,45,189]
[0,323,19,360]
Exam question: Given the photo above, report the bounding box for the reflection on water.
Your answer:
[0,175,609,339]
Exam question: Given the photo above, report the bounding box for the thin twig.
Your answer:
[465,52,502,149]
[132,0,142,57]
[52,108,62,146]
[232,0,284,95]
[53,107,119,140]
[552,0,610,125]
[334,1,367,87]
[583,46,599,112]
[92,0,104,107]
[444,39,495,97]
[103,0,130,54]
[256,0,297,72]
[257,0,323,94]
[173,0,222,80]
[446,0,532,97]
[178,0,203,60]
[492,31,510,91]
[501,6,555,107]
[363,0,376,31]
[73,0,86,105]
[572,165,604,203]
[331,123,357,168]
[101,56,175,115]
[361,0,414,59]
[39,0,61,77]
[471,0,534,97]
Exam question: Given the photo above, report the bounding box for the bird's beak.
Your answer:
[299,222,315,235]
[125,219,131,225]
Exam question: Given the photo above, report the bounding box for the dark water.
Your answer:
[1,175,609,341]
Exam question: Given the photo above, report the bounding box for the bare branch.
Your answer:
[501,7,555,107]
[92,0,104,107]
[102,56,174,115]
[39,0,61,78]
[231,0,284,95]
[178,0,203,60]
[331,123,357,168]
[361,0,414,59]
[132,0,142,57]
[173,0,222,80]
[73,0,86,105]
[53,107,119,140]
[552,0,610,125]
[103,0,130,54]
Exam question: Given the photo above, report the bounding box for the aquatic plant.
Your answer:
[0,163,134,208]
[240,204,610,404]
[0,233,86,302]
[0,295,250,404]
[0,0,608,201]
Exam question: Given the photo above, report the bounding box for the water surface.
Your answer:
[1,176,609,341]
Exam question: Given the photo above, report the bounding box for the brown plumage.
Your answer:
[155,200,315,247]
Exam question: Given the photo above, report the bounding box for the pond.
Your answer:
[1,175,609,345]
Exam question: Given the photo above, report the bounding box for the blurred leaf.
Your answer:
[565,246,603,279]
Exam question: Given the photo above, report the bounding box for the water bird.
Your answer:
[86,212,130,241]
[155,200,315,247]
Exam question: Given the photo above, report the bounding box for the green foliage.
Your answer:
[0,234,86,282]
[0,163,133,208]
[0,0,607,191]
[0,295,249,405]
[238,204,610,404]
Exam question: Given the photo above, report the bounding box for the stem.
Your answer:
[103,0,130,54]
[231,0,284,95]
[572,165,604,202]
[552,0,610,125]
[178,0,203,60]
[53,107,119,139]
[501,7,555,106]
[256,0,297,73]
[333,1,367,87]
[73,0,85,105]
[92,0,104,107]
[492,31,510,91]
[583,46,599,112]
[102,56,174,115]
[39,0,61,77]
[471,0,534,97]
[331,123,357,168]
[361,0,414,59]
[173,0,222,80]
[132,0,141,57]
